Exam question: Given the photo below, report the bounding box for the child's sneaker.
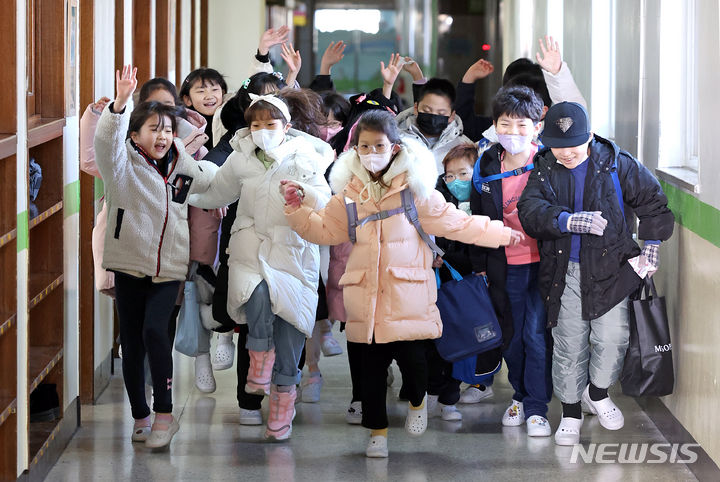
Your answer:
[526,415,551,437]
[131,416,151,442]
[246,348,275,396]
[300,373,323,403]
[502,400,524,426]
[459,384,493,403]
[212,332,235,370]
[366,435,388,458]
[239,408,262,426]
[581,385,624,430]
[194,353,216,393]
[265,386,297,441]
[440,404,463,422]
[320,335,343,357]
[405,395,428,437]
[555,415,583,446]
[346,401,362,425]
[145,415,179,448]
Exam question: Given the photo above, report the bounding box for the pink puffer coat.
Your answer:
[286,139,511,344]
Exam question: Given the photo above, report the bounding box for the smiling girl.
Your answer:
[94,65,217,449]
[179,68,228,150]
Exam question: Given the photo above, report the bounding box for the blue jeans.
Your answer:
[503,263,552,418]
[244,280,306,386]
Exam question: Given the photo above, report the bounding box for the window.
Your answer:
[590,0,616,140]
[658,0,698,173]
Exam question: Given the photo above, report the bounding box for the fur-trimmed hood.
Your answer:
[329,136,438,201]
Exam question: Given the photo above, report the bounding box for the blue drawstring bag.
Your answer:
[452,347,503,385]
[434,261,502,362]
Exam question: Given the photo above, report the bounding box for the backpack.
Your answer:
[343,188,444,256]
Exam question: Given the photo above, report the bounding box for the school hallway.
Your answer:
[46,327,698,481]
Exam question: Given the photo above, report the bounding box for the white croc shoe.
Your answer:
[555,415,583,446]
[581,386,624,430]
[405,395,428,437]
[366,435,388,458]
[194,353,216,393]
[502,400,525,426]
[212,333,235,371]
[526,415,551,437]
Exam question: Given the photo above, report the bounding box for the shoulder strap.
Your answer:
[401,189,445,257]
[610,155,626,229]
[475,163,534,184]
[344,198,359,243]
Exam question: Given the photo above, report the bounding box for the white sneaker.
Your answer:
[346,401,362,425]
[502,400,525,426]
[459,385,494,404]
[555,416,583,446]
[440,404,463,422]
[581,386,624,430]
[427,394,440,418]
[405,395,428,437]
[194,353,216,393]
[320,335,343,357]
[526,415,551,437]
[212,332,235,371]
[366,435,388,458]
[239,408,262,426]
[300,373,323,403]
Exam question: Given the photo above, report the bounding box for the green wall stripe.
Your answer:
[660,180,720,249]
[94,178,104,201]
[64,180,80,218]
[17,211,28,252]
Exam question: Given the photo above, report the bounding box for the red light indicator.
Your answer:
[482,44,491,51]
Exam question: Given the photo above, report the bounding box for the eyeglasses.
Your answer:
[356,143,392,155]
[443,170,472,183]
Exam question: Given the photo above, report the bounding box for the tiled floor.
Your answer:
[48,328,697,481]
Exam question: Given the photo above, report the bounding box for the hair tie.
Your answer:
[248,93,292,123]
[241,78,251,90]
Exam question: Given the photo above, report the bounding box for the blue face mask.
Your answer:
[446,179,472,202]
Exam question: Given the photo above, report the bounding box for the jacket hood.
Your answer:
[184,109,208,130]
[329,136,438,201]
[229,127,333,171]
[396,107,466,147]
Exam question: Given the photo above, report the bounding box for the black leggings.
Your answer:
[236,324,264,410]
[114,271,180,419]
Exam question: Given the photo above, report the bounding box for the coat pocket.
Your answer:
[386,266,432,321]
[107,207,154,260]
[339,270,366,324]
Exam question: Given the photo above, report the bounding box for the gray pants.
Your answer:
[245,280,306,386]
[552,262,630,403]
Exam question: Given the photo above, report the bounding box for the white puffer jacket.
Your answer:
[189,128,332,336]
[396,107,474,174]
[94,106,218,280]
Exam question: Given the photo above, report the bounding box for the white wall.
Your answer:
[207,0,266,92]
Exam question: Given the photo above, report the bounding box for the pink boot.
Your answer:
[265,385,297,441]
[246,348,275,396]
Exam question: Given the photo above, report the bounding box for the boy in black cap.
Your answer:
[517,102,674,445]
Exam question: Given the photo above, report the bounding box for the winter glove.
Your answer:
[566,211,608,236]
[641,243,659,270]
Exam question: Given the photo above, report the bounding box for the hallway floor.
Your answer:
[48,328,697,481]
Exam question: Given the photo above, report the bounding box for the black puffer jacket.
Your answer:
[517,135,674,327]
[468,144,518,345]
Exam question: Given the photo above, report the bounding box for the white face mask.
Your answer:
[358,151,393,174]
[497,133,533,155]
[251,128,285,151]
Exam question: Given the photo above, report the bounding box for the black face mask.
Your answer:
[416,112,450,136]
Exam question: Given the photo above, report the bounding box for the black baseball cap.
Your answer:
[541,102,591,148]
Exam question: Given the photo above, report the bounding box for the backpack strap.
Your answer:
[400,189,445,257]
[610,154,627,232]
[344,198,360,243]
[474,163,534,184]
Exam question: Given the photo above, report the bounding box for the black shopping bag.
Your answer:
[620,277,674,397]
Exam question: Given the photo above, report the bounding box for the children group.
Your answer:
[83,27,674,457]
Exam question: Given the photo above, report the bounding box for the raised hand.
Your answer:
[320,41,346,75]
[536,35,562,75]
[461,59,495,83]
[402,56,424,81]
[91,96,111,115]
[259,26,290,56]
[281,42,302,74]
[114,64,138,113]
[380,53,402,99]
